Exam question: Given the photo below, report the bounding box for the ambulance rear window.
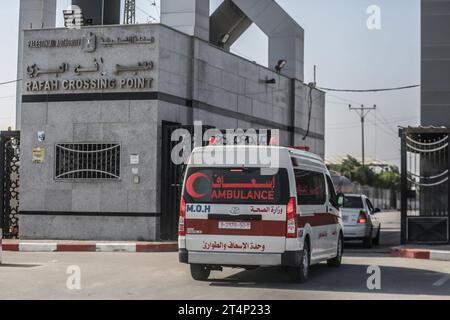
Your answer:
[183,168,289,204]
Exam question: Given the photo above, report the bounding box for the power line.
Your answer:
[318,84,420,93]
[349,104,377,166]
[375,112,397,136]
[375,107,417,136]
[0,79,21,86]
[327,116,419,129]
[136,5,157,22]
[326,100,354,106]
[326,92,365,106]
[148,0,160,17]
[0,95,16,100]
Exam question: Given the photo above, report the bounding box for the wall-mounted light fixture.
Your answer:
[275,59,288,73]
[218,33,231,48]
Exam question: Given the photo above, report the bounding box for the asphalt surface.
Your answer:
[1,211,449,300]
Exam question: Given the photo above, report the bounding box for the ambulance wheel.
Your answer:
[190,264,211,281]
[289,241,310,283]
[327,233,343,267]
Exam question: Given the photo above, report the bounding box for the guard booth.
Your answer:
[399,127,450,244]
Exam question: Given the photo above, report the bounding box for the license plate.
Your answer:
[342,216,349,222]
[218,221,251,230]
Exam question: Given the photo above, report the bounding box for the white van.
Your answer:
[178,145,344,283]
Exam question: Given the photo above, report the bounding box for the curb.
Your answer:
[0,241,178,253]
[390,247,450,261]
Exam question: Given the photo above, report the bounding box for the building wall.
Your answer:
[421,0,450,127]
[16,0,57,130]
[158,27,324,153]
[19,23,325,240]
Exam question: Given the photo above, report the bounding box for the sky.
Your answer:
[0,0,421,166]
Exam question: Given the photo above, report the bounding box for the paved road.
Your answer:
[1,251,449,299]
[1,211,449,300]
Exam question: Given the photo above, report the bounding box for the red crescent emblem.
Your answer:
[186,172,209,199]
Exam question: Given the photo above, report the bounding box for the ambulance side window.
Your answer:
[294,169,326,205]
[326,175,338,208]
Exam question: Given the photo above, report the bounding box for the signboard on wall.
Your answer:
[32,147,45,164]
[22,27,158,95]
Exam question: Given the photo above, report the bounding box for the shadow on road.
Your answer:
[208,263,449,297]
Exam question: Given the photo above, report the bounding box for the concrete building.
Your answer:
[16,0,326,241]
[16,0,57,129]
[421,0,450,126]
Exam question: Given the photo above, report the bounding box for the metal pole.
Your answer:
[361,114,365,166]
[313,65,317,87]
[349,105,376,166]
[400,128,408,244]
[290,78,296,146]
[448,130,450,243]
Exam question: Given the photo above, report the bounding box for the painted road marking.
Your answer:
[433,274,450,287]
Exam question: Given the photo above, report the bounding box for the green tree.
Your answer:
[329,156,400,191]
[376,166,400,191]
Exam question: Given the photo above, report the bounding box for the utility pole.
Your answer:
[349,104,376,166]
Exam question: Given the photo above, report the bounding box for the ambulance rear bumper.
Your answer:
[179,249,302,267]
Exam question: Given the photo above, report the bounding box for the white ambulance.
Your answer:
[178,145,344,283]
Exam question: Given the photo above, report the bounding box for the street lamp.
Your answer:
[275,59,288,73]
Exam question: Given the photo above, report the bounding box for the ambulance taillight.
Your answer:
[178,196,186,236]
[286,197,297,238]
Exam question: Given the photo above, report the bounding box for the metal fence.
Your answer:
[333,177,399,210]
[359,186,399,210]
[400,127,450,244]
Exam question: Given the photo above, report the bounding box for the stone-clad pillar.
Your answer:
[232,0,304,81]
[16,0,57,129]
[161,0,210,42]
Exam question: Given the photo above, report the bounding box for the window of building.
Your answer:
[55,143,120,180]
[294,169,326,205]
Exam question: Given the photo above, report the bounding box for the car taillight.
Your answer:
[357,211,367,224]
[178,196,186,236]
[286,197,297,238]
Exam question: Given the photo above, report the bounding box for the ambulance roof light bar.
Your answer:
[290,146,310,152]
[269,137,278,146]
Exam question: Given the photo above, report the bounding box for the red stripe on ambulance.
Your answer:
[186,219,286,236]
[298,213,340,228]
